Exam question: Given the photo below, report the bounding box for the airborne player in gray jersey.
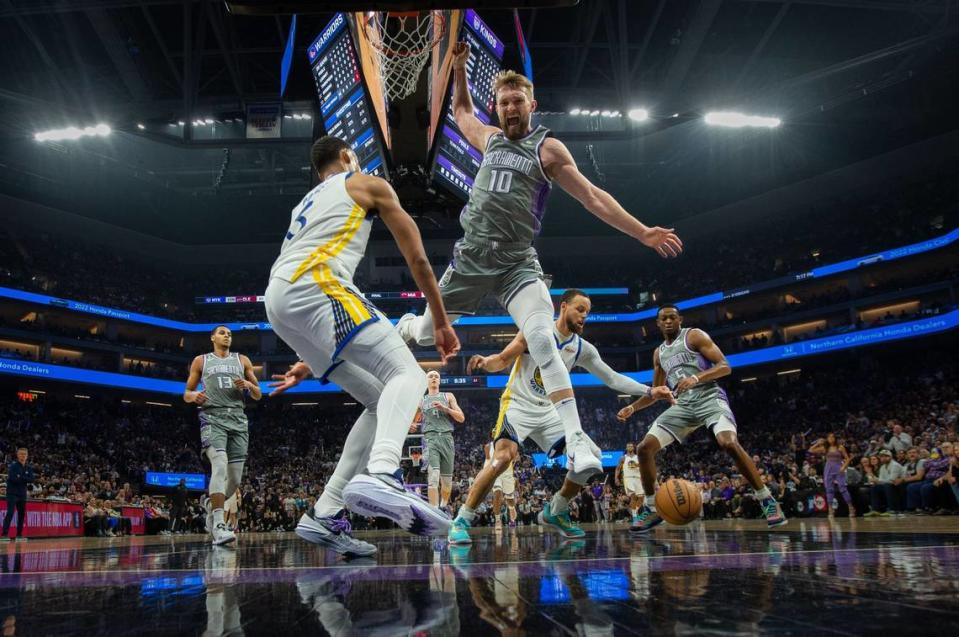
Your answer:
[184,325,261,546]
[617,305,787,532]
[399,41,684,507]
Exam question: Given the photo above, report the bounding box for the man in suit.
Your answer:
[3,448,35,542]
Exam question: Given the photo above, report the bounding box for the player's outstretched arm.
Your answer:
[541,138,683,259]
[617,349,669,422]
[350,175,461,362]
[450,41,500,151]
[183,356,207,405]
[467,332,527,373]
[268,361,312,396]
[577,341,673,404]
[673,328,731,395]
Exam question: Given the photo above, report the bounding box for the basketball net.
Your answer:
[364,11,446,101]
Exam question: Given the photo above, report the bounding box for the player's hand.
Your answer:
[650,386,676,404]
[233,378,254,392]
[467,354,489,374]
[639,226,683,258]
[268,361,312,396]
[188,390,208,406]
[451,41,471,70]
[409,422,419,433]
[675,376,699,395]
[617,405,635,422]
[430,400,446,412]
[433,325,460,363]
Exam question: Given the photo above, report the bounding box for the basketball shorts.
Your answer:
[200,408,249,462]
[265,271,402,382]
[491,398,565,454]
[623,476,643,496]
[424,431,454,476]
[648,394,737,448]
[483,451,516,496]
[437,238,546,316]
[493,466,516,496]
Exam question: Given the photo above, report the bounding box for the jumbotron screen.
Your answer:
[308,12,389,177]
[429,9,505,200]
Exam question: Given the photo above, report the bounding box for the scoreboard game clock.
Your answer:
[308,13,390,178]
[428,9,505,200]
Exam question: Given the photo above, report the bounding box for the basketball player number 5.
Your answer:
[487,169,513,193]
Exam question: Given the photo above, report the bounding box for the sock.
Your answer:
[457,505,476,523]
[315,475,350,518]
[551,493,571,515]
[554,397,585,439]
[644,492,656,511]
[508,506,517,522]
[755,486,772,500]
[367,367,424,475]
[213,508,225,526]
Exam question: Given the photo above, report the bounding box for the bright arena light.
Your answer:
[590,110,600,116]
[569,108,581,115]
[34,124,111,142]
[600,110,611,117]
[628,108,649,122]
[704,111,781,128]
[136,123,145,130]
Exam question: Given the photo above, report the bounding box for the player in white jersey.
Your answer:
[483,441,517,530]
[615,442,645,522]
[447,289,674,545]
[264,136,460,557]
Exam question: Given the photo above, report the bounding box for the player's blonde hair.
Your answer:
[493,70,534,100]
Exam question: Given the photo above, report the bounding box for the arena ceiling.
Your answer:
[0,0,957,244]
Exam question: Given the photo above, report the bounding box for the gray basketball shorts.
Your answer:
[437,239,546,315]
[424,431,455,476]
[200,408,250,462]
[648,394,737,448]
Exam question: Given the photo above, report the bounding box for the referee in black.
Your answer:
[3,448,34,542]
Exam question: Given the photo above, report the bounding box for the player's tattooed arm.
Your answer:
[540,137,682,259]
[467,332,526,373]
[674,328,731,395]
[183,356,207,405]
[236,354,262,400]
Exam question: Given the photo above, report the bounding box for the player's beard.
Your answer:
[566,318,583,335]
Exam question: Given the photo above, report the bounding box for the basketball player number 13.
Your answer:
[487,169,513,193]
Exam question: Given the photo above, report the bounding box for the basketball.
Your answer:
[655,479,703,525]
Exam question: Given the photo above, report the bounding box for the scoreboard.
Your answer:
[308,13,389,177]
[429,9,505,200]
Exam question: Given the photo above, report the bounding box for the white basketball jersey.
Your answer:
[270,172,372,284]
[623,453,642,479]
[501,326,584,408]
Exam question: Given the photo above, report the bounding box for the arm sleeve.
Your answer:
[576,341,652,398]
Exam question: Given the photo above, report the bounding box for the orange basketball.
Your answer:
[655,479,703,525]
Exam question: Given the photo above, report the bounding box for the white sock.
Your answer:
[644,493,657,511]
[755,486,772,500]
[554,398,585,439]
[458,505,476,522]
[315,475,350,518]
[367,367,424,475]
[213,508,225,526]
[551,493,571,515]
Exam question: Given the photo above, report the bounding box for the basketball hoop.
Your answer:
[364,10,446,101]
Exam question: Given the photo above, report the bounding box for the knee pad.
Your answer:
[207,449,228,496]
[428,467,440,490]
[522,312,571,395]
[226,462,244,496]
[440,476,452,492]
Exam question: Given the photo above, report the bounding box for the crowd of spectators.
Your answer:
[1,342,956,537]
[0,158,954,323]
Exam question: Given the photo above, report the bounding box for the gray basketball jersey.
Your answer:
[460,126,552,245]
[657,329,724,404]
[421,392,454,434]
[201,352,246,410]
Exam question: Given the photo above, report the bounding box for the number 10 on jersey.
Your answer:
[486,169,513,193]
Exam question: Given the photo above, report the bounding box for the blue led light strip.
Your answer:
[0,228,955,331]
[1,310,954,395]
